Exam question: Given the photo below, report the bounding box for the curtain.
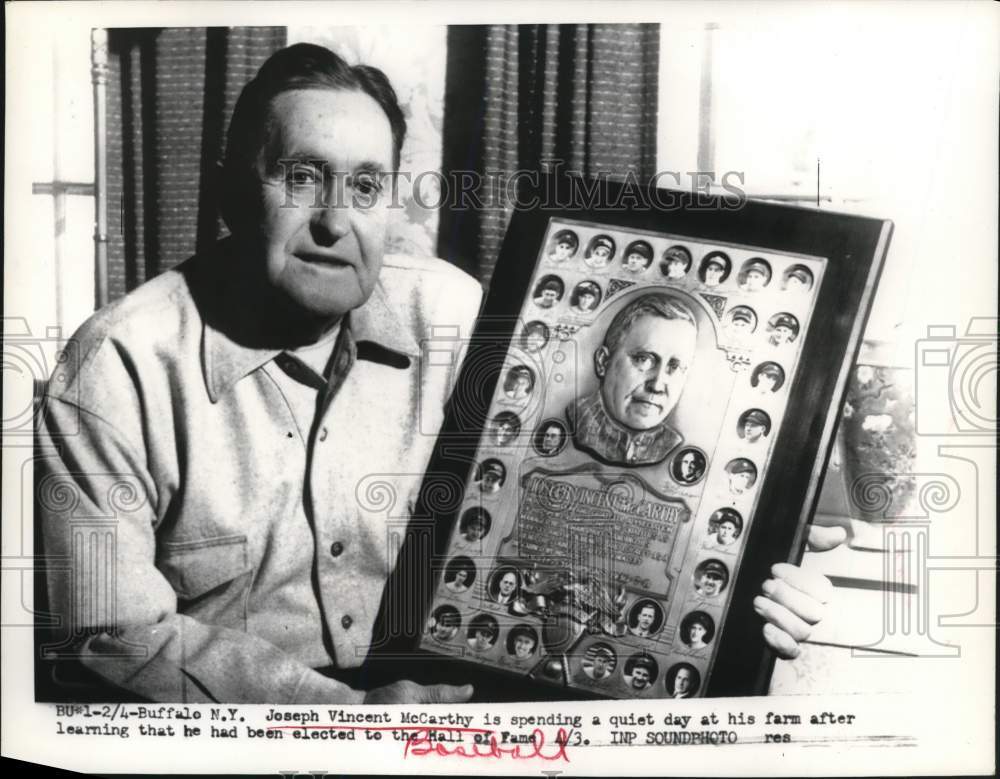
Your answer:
[439,24,660,285]
[105,27,286,300]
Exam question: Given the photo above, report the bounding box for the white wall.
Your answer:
[657,3,999,355]
[6,27,96,343]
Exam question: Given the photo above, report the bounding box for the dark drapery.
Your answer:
[439,24,660,284]
[106,27,285,300]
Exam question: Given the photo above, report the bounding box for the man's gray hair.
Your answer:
[603,292,697,353]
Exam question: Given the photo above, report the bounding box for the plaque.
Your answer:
[410,174,891,699]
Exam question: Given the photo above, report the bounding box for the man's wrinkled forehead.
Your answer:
[609,309,697,352]
[257,87,395,173]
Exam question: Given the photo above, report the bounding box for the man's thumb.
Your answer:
[422,683,474,703]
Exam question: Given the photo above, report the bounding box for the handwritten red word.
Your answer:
[265,724,573,763]
[404,727,572,763]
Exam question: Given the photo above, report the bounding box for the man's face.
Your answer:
[698,574,722,597]
[596,314,697,431]
[626,252,646,272]
[689,623,706,645]
[631,667,650,689]
[745,270,766,290]
[705,263,724,284]
[757,373,777,393]
[553,241,573,260]
[498,572,517,597]
[592,245,611,263]
[539,288,558,305]
[744,421,764,441]
[591,655,609,677]
[730,317,749,331]
[526,330,546,351]
[667,259,686,278]
[495,421,513,442]
[434,621,454,639]
[680,452,698,480]
[512,374,530,396]
[541,425,562,453]
[473,630,492,650]
[578,292,597,310]
[637,606,656,631]
[482,469,503,491]
[242,89,394,323]
[717,520,737,545]
[730,472,751,493]
[673,668,693,695]
[773,325,793,344]
[466,520,484,540]
[787,275,806,292]
[513,635,535,658]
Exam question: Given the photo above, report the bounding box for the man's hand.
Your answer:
[755,522,845,659]
[363,680,474,704]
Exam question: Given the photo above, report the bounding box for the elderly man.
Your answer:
[36,43,480,705]
[38,43,840,704]
[566,292,696,466]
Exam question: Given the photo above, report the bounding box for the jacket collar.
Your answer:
[196,243,419,403]
[567,391,683,466]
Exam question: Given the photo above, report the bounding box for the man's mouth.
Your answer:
[296,253,352,268]
[629,397,663,414]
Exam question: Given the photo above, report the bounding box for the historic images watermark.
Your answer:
[270,158,748,213]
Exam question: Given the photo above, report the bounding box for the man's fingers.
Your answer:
[364,681,473,704]
[771,562,835,603]
[762,622,801,660]
[807,523,848,552]
[421,683,474,704]
[761,578,825,624]
[754,595,812,643]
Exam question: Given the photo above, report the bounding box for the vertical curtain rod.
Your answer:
[91,28,109,310]
[697,22,718,176]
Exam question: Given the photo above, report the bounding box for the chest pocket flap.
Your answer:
[156,534,252,601]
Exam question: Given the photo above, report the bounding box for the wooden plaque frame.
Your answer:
[376,173,891,700]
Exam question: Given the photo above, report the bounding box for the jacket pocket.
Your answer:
[156,535,253,630]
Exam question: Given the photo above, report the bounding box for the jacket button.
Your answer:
[330,541,344,557]
[341,615,353,630]
[319,427,329,442]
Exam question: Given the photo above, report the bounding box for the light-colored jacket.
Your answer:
[37,242,482,703]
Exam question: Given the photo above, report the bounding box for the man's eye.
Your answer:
[666,357,686,373]
[351,173,384,196]
[632,353,655,371]
[287,168,319,186]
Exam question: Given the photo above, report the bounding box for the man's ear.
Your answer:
[594,345,609,378]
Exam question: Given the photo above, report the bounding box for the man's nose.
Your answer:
[310,197,351,246]
[646,363,673,393]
